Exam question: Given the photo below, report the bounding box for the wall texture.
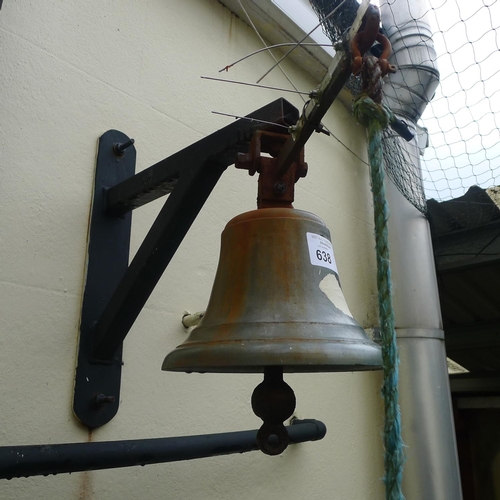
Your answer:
[0,0,385,498]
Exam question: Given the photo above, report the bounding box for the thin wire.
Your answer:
[218,43,334,73]
[236,0,368,167]
[329,131,369,165]
[211,111,290,130]
[256,0,349,83]
[237,0,308,104]
[201,76,311,96]
[217,1,368,168]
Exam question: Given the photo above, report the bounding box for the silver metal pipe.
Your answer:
[385,143,463,499]
[380,0,439,122]
[396,334,462,499]
[378,0,463,495]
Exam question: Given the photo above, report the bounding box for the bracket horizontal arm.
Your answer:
[106,98,299,216]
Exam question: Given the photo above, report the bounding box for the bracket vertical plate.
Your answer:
[73,130,136,429]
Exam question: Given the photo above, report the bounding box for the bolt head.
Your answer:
[274,182,287,194]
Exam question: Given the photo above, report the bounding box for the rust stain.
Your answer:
[228,12,236,42]
[78,429,93,500]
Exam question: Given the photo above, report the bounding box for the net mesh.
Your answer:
[382,128,428,212]
[419,0,500,202]
[309,0,360,43]
[309,0,500,214]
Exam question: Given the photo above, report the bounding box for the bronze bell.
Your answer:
[162,207,382,374]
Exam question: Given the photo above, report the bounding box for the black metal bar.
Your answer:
[73,130,136,429]
[106,98,299,215]
[0,420,326,479]
[91,101,300,362]
[389,116,415,142]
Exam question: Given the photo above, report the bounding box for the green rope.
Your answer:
[353,94,405,500]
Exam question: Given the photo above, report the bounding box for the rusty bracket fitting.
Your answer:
[351,32,397,78]
[350,3,397,98]
[235,131,307,209]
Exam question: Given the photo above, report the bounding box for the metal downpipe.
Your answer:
[379,1,463,498]
[385,174,462,499]
[380,0,440,123]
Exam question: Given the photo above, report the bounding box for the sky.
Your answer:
[418,0,500,200]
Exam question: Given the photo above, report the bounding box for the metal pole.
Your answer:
[378,0,463,496]
[386,176,462,499]
[0,419,326,480]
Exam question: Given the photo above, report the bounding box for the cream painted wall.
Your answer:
[0,0,385,498]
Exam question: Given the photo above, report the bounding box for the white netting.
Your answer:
[310,0,500,211]
[419,0,500,201]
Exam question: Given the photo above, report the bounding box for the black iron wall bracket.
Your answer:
[73,130,135,429]
[73,99,299,429]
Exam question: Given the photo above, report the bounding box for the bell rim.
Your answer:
[162,338,382,373]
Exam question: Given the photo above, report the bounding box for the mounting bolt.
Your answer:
[274,181,287,194]
[315,123,331,136]
[235,152,259,176]
[113,139,135,156]
[92,394,116,409]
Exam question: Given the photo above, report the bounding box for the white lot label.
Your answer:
[306,232,338,273]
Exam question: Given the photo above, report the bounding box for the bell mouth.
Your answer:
[162,329,382,374]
